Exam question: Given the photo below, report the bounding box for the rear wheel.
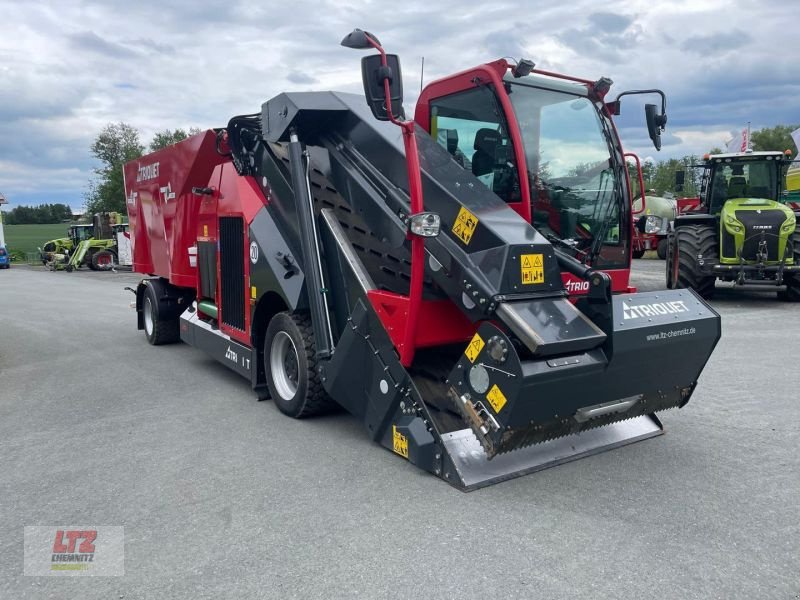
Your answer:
[656,238,669,260]
[92,250,117,271]
[632,249,645,259]
[674,225,717,299]
[264,312,333,418]
[143,284,180,345]
[783,223,800,302]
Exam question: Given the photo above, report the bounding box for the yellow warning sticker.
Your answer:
[392,425,409,459]
[464,333,485,363]
[520,253,545,285]
[486,384,507,413]
[452,206,479,245]
[250,285,257,299]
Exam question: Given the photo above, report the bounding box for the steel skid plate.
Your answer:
[441,415,662,491]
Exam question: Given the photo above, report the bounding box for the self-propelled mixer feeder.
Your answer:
[125,30,720,490]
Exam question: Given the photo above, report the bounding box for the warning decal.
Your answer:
[520,253,545,285]
[464,333,485,363]
[392,425,409,459]
[452,206,479,245]
[486,384,507,413]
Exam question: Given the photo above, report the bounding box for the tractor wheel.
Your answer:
[666,234,677,288]
[656,238,669,260]
[143,284,180,345]
[632,249,645,259]
[65,264,74,273]
[674,225,717,298]
[783,223,800,302]
[92,250,117,271]
[264,312,334,418]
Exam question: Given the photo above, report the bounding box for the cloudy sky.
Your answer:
[0,0,797,210]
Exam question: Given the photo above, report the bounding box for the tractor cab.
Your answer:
[700,152,791,213]
[416,60,666,293]
[69,224,94,246]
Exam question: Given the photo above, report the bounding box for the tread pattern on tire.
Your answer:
[785,223,800,301]
[268,312,335,418]
[675,224,717,298]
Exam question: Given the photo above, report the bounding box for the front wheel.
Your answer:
[264,312,333,418]
[783,223,800,302]
[142,284,180,345]
[632,249,645,259]
[674,225,718,299]
[656,238,669,260]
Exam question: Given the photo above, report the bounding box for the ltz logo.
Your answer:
[51,530,96,569]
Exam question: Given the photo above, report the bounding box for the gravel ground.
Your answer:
[1,261,798,599]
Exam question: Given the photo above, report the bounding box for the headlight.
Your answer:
[644,215,665,234]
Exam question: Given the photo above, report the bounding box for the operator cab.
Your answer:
[702,152,789,214]
[416,60,662,279]
[69,225,94,245]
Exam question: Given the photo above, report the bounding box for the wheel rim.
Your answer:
[270,331,300,401]
[143,296,154,337]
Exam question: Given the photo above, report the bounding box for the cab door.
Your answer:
[415,62,532,222]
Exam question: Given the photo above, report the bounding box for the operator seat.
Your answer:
[472,128,500,177]
[727,176,747,198]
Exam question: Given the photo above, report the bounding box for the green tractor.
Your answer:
[667,151,799,300]
[41,212,127,272]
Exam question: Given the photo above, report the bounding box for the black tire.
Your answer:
[666,233,677,289]
[632,249,645,259]
[783,223,800,301]
[674,225,717,299]
[656,238,669,260]
[92,250,117,271]
[86,250,97,270]
[142,284,180,345]
[264,312,334,418]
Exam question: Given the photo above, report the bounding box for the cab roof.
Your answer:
[707,151,787,160]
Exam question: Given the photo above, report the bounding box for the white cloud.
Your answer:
[0,0,796,208]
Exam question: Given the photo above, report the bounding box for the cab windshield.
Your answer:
[507,82,627,269]
[707,159,780,212]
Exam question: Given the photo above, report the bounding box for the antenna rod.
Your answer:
[420,56,424,93]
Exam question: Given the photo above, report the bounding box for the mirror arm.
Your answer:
[612,89,667,116]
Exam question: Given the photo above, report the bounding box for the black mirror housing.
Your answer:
[361,54,404,121]
[675,170,685,192]
[645,103,663,150]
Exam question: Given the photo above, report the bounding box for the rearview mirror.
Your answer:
[361,53,404,121]
[645,103,667,151]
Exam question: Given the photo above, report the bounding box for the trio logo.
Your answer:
[51,530,96,570]
[623,300,689,320]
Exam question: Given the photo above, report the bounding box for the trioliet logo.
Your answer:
[623,300,689,320]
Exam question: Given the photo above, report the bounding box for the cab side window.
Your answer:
[430,86,520,202]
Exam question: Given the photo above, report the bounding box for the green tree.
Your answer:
[750,124,799,155]
[150,127,202,152]
[85,122,144,214]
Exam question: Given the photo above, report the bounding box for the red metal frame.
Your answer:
[366,37,428,367]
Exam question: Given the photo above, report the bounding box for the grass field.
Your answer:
[2,223,70,256]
